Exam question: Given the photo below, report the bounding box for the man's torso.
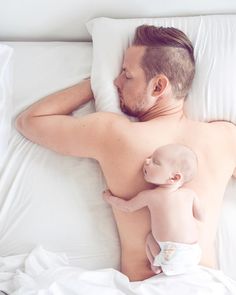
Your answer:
[98,115,235,280]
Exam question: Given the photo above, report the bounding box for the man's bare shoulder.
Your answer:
[95,111,133,151]
[208,120,236,143]
[96,111,131,125]
[205,120,236,177]
[91,111,132,139]
[208,119,236,130]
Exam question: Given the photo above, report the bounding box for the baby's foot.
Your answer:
[151,265,162,275]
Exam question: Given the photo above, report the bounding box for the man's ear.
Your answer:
[152,75,169,97]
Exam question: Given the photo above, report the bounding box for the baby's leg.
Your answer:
[145,233,162,274]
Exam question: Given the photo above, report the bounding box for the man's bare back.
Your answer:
[99,115,236,280]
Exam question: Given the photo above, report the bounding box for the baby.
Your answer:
[103,143,204,276]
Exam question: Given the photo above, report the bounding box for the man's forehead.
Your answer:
[123,46,145,69]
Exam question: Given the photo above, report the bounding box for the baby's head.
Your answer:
[143,144,198,187]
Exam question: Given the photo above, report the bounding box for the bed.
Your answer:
[1,1,236,294]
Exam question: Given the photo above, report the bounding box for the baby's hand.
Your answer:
[103,190,131,212]
[103,189,113,202]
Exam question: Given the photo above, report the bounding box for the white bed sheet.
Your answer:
[0,42,120,271]
[0,41,236,293]
[1,246,236,294]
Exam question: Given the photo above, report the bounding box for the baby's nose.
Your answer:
[145,158,151,165]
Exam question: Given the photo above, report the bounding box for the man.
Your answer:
[15,25,236,281]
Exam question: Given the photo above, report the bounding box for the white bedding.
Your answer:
[1,41,236,294]
[0,42,120,270]
[1,246,236,294]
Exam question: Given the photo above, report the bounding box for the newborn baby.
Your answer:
[103,143,204,276]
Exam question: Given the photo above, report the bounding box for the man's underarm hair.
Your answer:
[132,25,195,100]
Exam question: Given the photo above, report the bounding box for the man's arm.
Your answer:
[103,189,150,212]
[15,79,125,159]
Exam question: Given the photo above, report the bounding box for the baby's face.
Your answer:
[143,150,171,184]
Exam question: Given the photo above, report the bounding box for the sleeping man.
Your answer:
[15,24,236,281]
[103,144,204,276]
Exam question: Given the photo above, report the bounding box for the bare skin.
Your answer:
[15,45,236,281]
[103,144,204,274]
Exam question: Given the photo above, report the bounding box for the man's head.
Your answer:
[114,25,195,117]
[143,144,198,186]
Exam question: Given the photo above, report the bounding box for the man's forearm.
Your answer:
[17,79,94,119]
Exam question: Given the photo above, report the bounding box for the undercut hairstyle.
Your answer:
[133,25,195,100]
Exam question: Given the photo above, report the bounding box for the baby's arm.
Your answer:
[192,193,205,221]
[103,189,151,212]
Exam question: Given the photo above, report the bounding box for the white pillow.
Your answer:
[86,15,236,123]
[0,44,13,163]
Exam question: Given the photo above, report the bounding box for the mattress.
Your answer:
[1,41,236,294]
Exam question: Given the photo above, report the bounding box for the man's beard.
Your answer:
[120,99,145,118]
[120,101,138,117]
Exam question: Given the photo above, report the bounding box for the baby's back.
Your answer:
[148,188,199,244]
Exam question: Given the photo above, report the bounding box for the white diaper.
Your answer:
[153,241,201,276]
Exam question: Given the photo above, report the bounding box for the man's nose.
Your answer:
[114,76,119,88]
[114,72,124,88]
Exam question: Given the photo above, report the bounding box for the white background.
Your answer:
[0,0,236,41]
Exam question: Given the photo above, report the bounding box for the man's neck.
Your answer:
[138,97,185,122]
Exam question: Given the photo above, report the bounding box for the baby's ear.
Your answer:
[174,172,182,181]
[169,172,182,183]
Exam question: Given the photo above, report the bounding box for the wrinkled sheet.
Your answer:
[0,246,236,295]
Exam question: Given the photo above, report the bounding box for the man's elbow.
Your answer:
[15,113,26,132]
[15,115,23,131]
[14,114,32,136]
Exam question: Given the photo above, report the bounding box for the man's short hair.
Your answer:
[133,25,195,100]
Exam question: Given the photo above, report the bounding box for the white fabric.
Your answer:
[86,15,236,123]
[1,0,236,41]
[153,241,201,276]
[1,246,236,294]
[0,42,120,271]
[0,44,13,165]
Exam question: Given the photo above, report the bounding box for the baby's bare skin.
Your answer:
[104,187,202,244]
[104,144,204,274]
[104,186,202,274]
